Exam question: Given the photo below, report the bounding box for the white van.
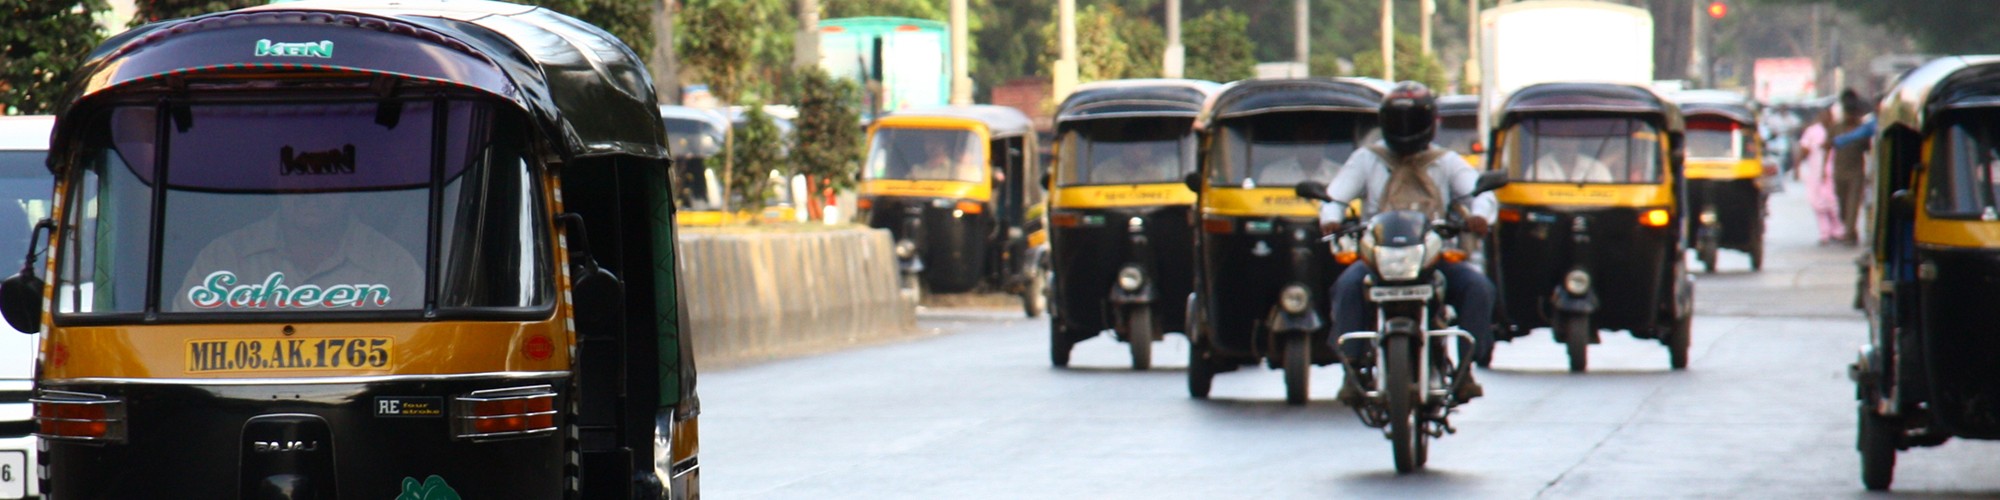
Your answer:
[0,115,53,499]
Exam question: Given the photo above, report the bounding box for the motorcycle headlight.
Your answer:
[1372,245,1426,282]
[1117,266,1145,291]
[1128,216,1146,233]
[1699,209,1719,225]
[894,239,917,259]
[1279,285,1311,314]
[1564,269,1592,295]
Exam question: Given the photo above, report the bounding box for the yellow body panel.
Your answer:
[1201,187,1322,218]
[41,320,570,380]
[675,207,799,226]
[859,179,990,202]
[1028,228,1048,248]
[1685,159,1762,180]
[1053,183,1197,209]
[1495,182,1676,208]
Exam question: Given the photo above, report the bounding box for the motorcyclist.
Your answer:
[1317,81,1498,406]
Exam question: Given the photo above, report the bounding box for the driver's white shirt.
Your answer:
[1531,154,1615,183]
[1317,144,1497,225]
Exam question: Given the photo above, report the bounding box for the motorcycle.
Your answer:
[1295,170,1506,473]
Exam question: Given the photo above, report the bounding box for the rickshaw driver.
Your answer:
[1532,136,1615,183]
[174,192,424,311]
[1259,120,1342,186]
[1092,128,1179,183]
[1317,82,1497,405]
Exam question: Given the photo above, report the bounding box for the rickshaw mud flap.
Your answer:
[898,256,925,274]
[1264,308,1324,336]
[1548,290,1598,316]
[1107,280,1155,305]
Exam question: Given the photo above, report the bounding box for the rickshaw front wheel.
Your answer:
[1187,297,1214,399]
[1667,316,1692,370]
[1123,307,1154,370]
[1560,315,1591,373]
[1283,333,1310,405]
[1050,322,1072,368]
[1858,399,1899,491]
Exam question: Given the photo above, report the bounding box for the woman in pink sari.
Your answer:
[1796,108,1843,244]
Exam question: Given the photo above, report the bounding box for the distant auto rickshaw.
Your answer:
[1185,79,1382,404]
[1672,90,1770,272]
[1851,55,2000,491]
[1046,79,1218,370]
[860,106,1042,308]
[0,2,699,497]
[661,105,733,224]
[0,115,53,499]
[1437,95,1484,168]
[1486,83,1695,372]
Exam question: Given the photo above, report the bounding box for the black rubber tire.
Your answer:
[1124,307,1153,370]
[900,273,925,305]
[1049,321,1071,368]
[1859,400,1898,491]
[1284,333,1310,406]
[1563,315,1590,373]
[1385,335,1420,473]
[1749,238,1765,272]
[1022,266,1046,318]
[1668,315,1692,370]
[1699,247,1718,274]
[1187,296,1213,399]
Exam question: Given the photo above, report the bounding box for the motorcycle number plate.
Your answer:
[1368,285,1433,303]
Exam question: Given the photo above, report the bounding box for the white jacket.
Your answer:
[1316,144,1499,225]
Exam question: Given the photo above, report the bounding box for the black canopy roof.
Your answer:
[51,0,665,166]
[1438,95,1479,117]
[1056,79,1219,123]
[1880,56,2000,133]
[1203,78,1384,125]
[1671,90,1758,125]
[1499,82,1682,131]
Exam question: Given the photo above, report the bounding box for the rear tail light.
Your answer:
[33,390,126,442]
[1201,217,1234,234]
[1498,208,1522,223]
[856,198,873,210]
[1441,249,1469,264]
[453,385,558,440]
[1051,213,1080,228]
[1640,209,1672,227]
[954,200,984,215]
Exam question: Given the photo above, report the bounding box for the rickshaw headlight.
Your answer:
[1128,216,1146,233]
[894,239,917,259]
[1117,266,1146,291]
[1279,285,1311,314]
[1699,209,1718,225]
[1373,245,1426,282]
[1564,270,1592,295]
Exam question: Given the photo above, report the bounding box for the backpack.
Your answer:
[1366,144,1449,219]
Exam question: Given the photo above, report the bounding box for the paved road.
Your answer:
[699,184,2000,499]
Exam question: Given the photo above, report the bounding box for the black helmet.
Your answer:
[1379,81,1437,156]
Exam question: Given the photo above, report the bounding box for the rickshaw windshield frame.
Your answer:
[1924,110,2000,219]
[1206,111,1377,188]
[51,92,557,326]
[1496,113,1668,185]
[1057,117,1196,186]
[864,126,987,183]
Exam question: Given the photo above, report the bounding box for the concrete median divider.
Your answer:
[679,225,916,366]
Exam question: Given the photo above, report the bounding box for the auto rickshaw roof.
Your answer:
[1056,79,1220,123]
[48,0,666,169]
[1671,90,1758,125]
[1879,56,2000,133]
[1438,95,1479,117]
[1202,78,1384,126]
[878,105,1035,138]
[1499,82,1683,131]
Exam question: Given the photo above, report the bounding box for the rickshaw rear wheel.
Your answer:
[1049,322,1072,368]
[1284,333,1310,405]
[1749,239,1765,271]
[1187,296,1214,399]
[1385,335,1421,473]
[1022,267,1047,318]
[1698,247,1718,274]
[1560,315,1590,373]
[1667,315,1692,370]
[1858,399,1899,491]
[1123,307,1153,370]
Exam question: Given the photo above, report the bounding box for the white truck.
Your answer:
[1478,0,1655,135]
[0,115,53,499]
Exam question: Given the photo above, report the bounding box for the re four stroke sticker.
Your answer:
[186,337,392,373]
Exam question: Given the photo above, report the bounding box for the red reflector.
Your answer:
[1202,218,1234,234]
[456,390,559,439]
[955,200,984,215]
[856,198,873,210]
[523,335,554,361]
[39,419,108,439]
[1051,213,1079,228]
[469,395,555,417]
[1498,208,1522,223]
[472,412,556,435]
[32,396,124,441]
[36,401,106,421]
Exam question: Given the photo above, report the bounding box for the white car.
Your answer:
[0,115,54,500]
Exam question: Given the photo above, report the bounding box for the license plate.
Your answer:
[185,337,393,373]
[0,451,23,499]
[1368,285,1433,302]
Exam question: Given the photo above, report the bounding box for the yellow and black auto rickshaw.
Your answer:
[1437,95,1484,168]
[1045,79,1216,370]
[1486,82,1695,373]
[859,106,1041,308]
[661,105,733,225]
[0,2,699,497]
[1185,79,1381,404]
[1851,55,2000,491]
[1672,90,1770,272]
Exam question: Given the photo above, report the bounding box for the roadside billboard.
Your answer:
[1754,58,1817,102]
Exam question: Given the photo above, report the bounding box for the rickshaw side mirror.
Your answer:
[1183,172,1202,193]
[1294,181,1333,202]
[0,273,43,334]
[1890,189,1914,210]
[1471,170,1509,196]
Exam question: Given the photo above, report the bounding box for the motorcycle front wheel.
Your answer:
[1384,335,1426,473]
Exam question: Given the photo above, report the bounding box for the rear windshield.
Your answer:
[1209,111,1378,188]
[1435,115,1480,156]
[1686,118,1742,160]
[1057,117,1194,186]
[1497,116,1664,184]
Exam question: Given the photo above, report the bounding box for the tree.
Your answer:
[728,101,791,216]
[1038,3,1161,83]
[1181,7,1253,82]
[1351,33,1446,89]
[1746,0,1999,55]
[3,0,106,114]
[512,0,656,60]
[677,0,758,102]
[791,68,864,220]
[130,0,260,25]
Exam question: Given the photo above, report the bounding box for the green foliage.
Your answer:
[792,68,865,192]
[512,0,656,60]
[1744,0,2000,55]
[1182,7,1252,82]
[1351,33,1445,89]
[2,0,106,114]
[677,0,758,102]
[1037,3,1161,83]
[826,0,947,20]
[728,101,791,214]
[130,0,260,25]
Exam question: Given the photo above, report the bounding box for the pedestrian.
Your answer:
[1796,106,1842,244]
[1830,90,1872,246]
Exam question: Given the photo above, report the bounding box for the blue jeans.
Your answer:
[1330,261,1494,363]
